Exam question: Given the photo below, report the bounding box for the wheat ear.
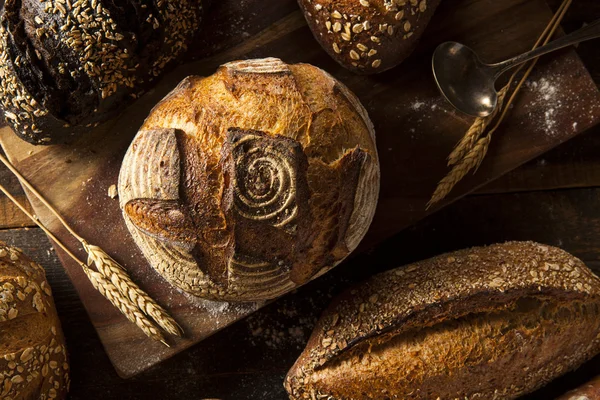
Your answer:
[81,264,168,345]
[0,181,170,344]
[0,152,182,343]
[447,86,508,166]
[428,136,490,208]
[429,0,572,207]
[82,241,183,336]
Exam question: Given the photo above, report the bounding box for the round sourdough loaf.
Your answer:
[0,0,205,144]
[118,57,380,302]
[286,241,600,399]
[298,0,441,74]
[0,242,69,400]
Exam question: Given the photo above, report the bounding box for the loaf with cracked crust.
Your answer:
[285,241,600,399]
[118,57,380,302]
[0,0,205,144]
[298,0,441,74]
[0,242,69,399]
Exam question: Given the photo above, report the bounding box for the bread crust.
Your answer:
[285,241,600,399]
[298,0,441,74]
[0,0,205,144]
[556,375,600,400]
[0,242,69,400]
[118,58,380,301]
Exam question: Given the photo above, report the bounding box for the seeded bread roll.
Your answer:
[298,0,442,74]
[556,376,600,400]
[118,57,380,302]
[0,242,69,399]
[285,241,600,400]
[0,0,205,144]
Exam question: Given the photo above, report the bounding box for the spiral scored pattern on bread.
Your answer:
[0,0,205,144]
[231,131,300,231]
[118,58,380,301]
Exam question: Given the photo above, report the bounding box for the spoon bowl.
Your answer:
[433,42,498,117]
[433,19,600,117]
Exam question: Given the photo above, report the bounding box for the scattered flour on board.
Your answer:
[411,101,425,111]
[246,300,317,350]
[526,77,561,135]
[523,64,600,137]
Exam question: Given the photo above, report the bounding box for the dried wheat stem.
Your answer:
[81,264,168,345]
[447,87,508,166]
[0,152,182,342]
[0,152,81,240]
[428,136,490,208]
[83,241,183,336]
[429,0,572,207]
[0,182,173,343]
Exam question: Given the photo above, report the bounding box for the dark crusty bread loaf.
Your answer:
[0,0,205,144]
[298,0,441,74]
[0,241,69,399]
[285,241,600,399]
[118,57,380,301]
[556,375,600,400]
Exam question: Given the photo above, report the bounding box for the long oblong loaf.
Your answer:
[285,241,600,399]
[0,0,205,144]
[0,242,69,399]
[556,376,600,400]
[298,0,442,74]
[118,58,380,302]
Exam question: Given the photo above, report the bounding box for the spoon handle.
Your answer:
[493,18,600,78]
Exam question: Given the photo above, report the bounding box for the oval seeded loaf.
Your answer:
[556,375,600,400]
[0,0,205,144]
[118,57,380,302]
[285,241,600,400]
[0,242,69,399]
[298,0,442,74]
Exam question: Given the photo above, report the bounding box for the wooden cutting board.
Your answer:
[1,0,600,378]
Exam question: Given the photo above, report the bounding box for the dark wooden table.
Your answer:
[2,1,600,399]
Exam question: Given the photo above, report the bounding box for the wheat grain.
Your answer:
[430,0,571,207]
[0,152,182,344]
[428,136,490,208]
[83,241,182,336]
[447,87,508,167]
[82,264,168,344]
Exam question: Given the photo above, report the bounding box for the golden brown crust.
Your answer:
[298,0,442,74]
[557,375,600,400]
[285,241,600,399]
[118,58,380,301]
[0,242,69,400]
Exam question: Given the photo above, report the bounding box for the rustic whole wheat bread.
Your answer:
[298,0,441,74]
[556,375,600,400]
[0,241,69,399]
[0,0,205,144]
[285,241,600,400]
[118,58,380,302]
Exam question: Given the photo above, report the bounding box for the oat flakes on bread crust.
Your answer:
[0,242,69,399]
[286,241,600,399]
[298,0,442,74]
[0,0,205,144]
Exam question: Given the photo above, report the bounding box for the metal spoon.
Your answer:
[433,19,600,117]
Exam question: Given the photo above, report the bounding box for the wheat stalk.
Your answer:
[447,87,508,166]
[0,152,182,344]
[428,136,490,208]
[429,0,572,207]
[81,264,168,345]
[83,241,183,336]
